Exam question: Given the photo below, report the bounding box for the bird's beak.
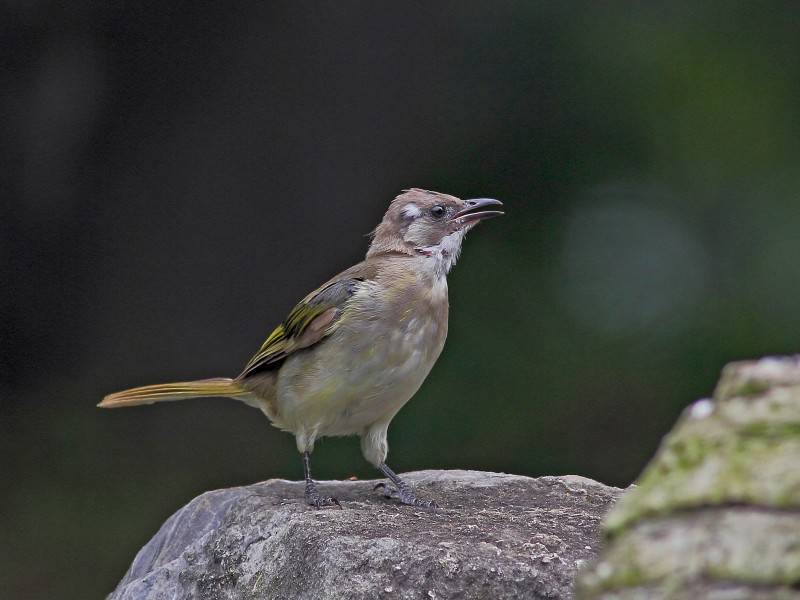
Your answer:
[450,198,504,227]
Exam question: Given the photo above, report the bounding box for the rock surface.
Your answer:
[108,470,622,600]
[576,356,800,599]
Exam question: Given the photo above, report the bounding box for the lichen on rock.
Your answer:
[577,356,800,599]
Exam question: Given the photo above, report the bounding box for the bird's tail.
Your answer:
[98,377,249,408]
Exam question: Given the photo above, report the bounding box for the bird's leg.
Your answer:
[374,463,438,508]
[302,451,341,509]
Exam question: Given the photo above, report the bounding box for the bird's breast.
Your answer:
[275,273,449,436]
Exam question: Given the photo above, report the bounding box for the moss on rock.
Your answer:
[604,358,800,536]
[577,356,800,599]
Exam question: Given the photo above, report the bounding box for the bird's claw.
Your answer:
[305,491,342,509]
[374,482,438,508]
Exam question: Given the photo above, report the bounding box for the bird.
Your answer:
[99,188,504,508]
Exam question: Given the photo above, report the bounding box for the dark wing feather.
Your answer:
[238,274,364,378]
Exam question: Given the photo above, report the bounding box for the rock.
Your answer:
[108,470,622,600]
[576,356,800,599]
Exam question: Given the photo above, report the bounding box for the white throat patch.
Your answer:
[416,229,466,278]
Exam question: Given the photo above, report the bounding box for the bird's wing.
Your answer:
[238,262,375,378]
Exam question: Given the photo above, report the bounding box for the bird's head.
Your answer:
[367,189,503,274]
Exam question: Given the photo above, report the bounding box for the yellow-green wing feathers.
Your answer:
[242,323,290,372]
[238,276,363,378]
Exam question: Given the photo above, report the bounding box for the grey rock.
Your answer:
[108,470,622,600]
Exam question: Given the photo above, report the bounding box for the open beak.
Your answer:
[450,198,504,227]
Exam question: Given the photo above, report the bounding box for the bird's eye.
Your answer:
[430,205,445,219]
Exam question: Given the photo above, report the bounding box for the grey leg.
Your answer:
[374,463,438,508]
[303,451,341,509]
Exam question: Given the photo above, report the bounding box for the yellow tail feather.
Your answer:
[98,377,249,408]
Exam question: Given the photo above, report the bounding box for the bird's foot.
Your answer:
[373,481,438,509]
[305,482,341,509]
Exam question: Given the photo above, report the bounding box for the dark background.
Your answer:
[3,2,800,598]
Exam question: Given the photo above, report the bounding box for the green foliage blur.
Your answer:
[4,2,800,598]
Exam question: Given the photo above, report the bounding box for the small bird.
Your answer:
[99,189,503,508]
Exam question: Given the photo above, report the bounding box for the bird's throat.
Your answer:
[414,230,465,278]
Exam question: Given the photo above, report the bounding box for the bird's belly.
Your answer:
[276,314,446,437]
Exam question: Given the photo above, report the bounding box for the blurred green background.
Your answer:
[3,2,800,598]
